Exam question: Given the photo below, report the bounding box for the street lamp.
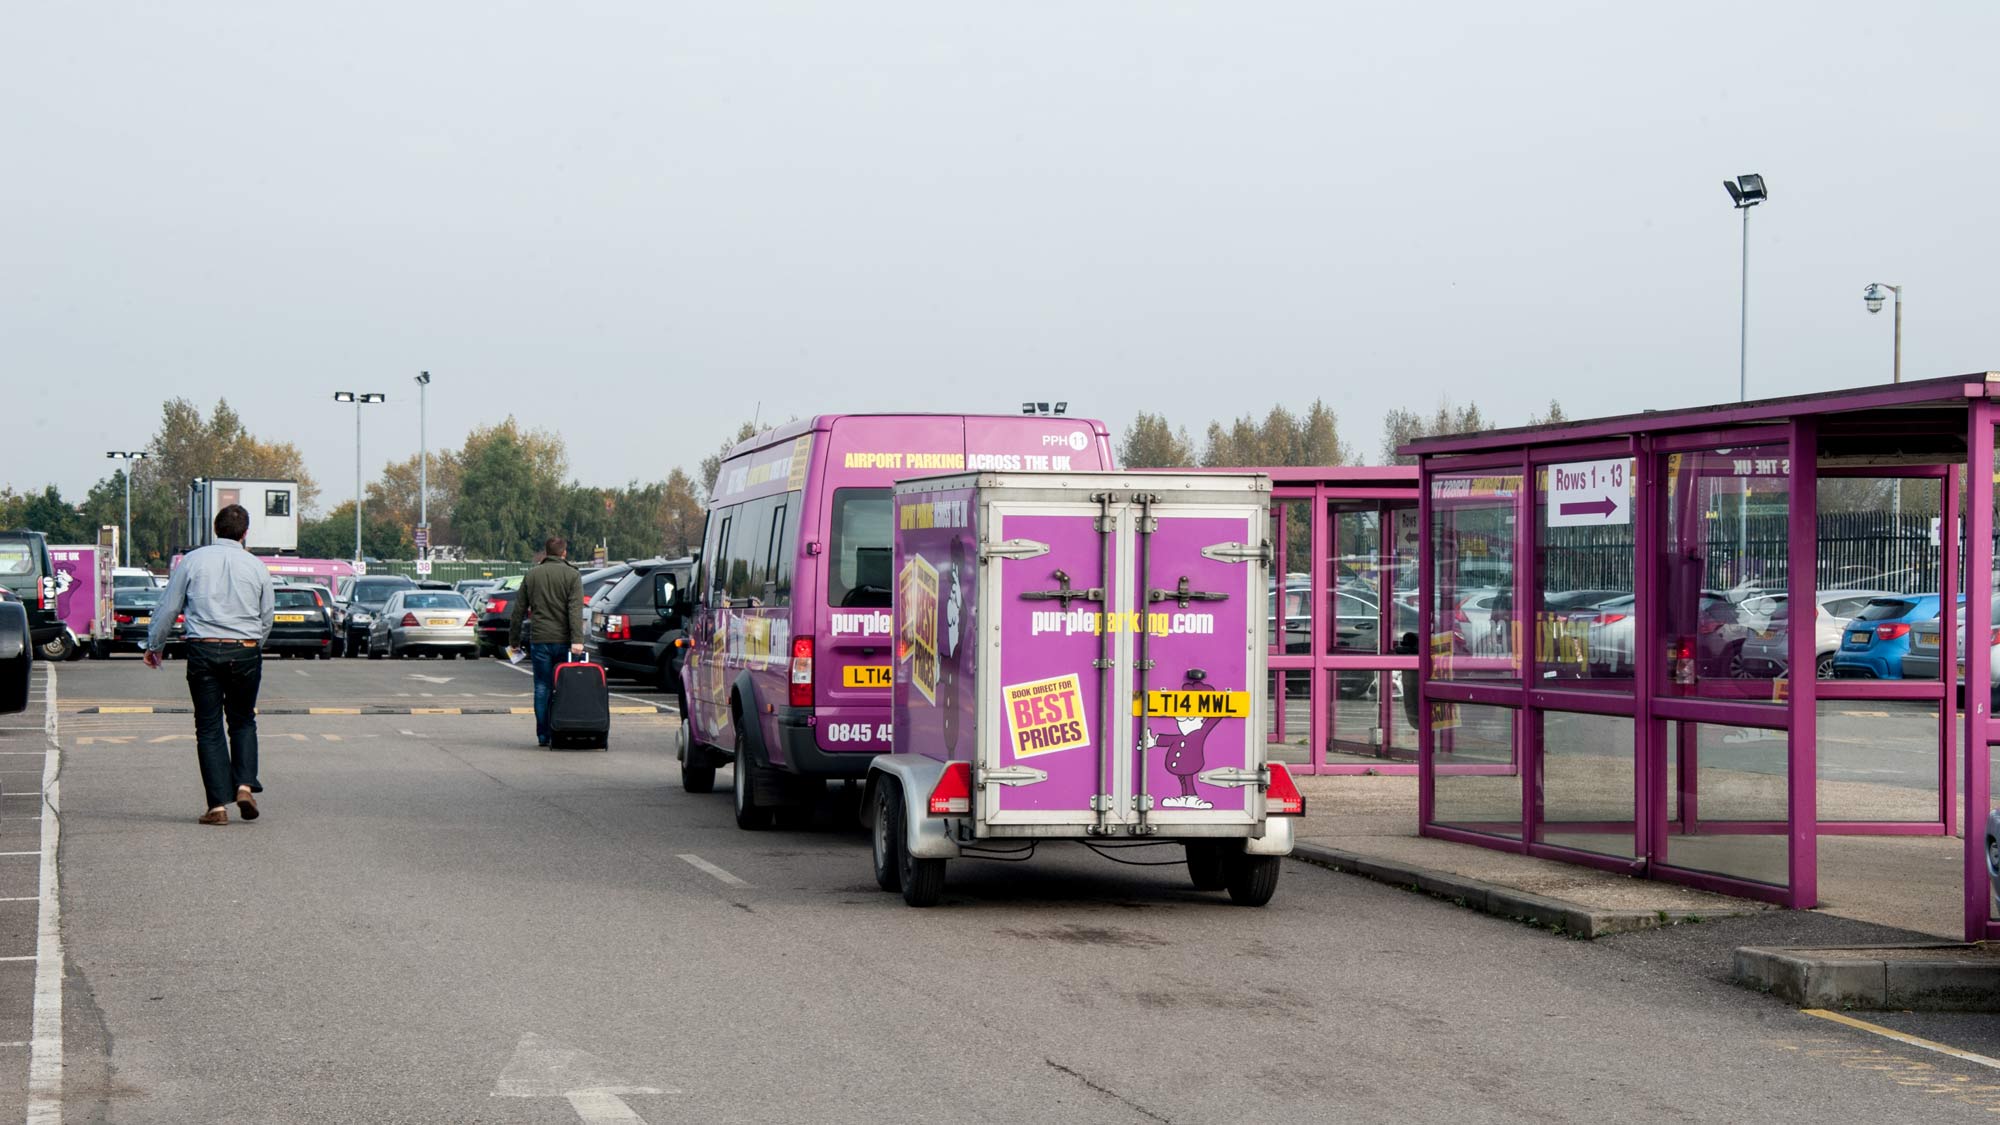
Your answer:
[104,450,150,566]
[415,372,431,562]
[333,392,386,563]
[1721,174,1768,403]
[1863,283,1904,384]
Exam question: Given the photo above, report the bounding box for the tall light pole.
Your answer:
[333,392,386,563]
[1721,174,1768,402]
[1863,283,1903,384]
[104,451,150,566]
[415,371,431,562]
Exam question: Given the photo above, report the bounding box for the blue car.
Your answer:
[1831,594,1945,680]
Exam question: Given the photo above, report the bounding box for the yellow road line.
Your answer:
[96,707,154,714]
[408,708,462,715]
[307,708,361,715]
[1803,1009,2000,1072]
[610,707,658,714]
[510,708,534,715]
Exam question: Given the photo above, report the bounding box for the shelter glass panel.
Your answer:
[1266,669,1311,766]
[1429,472,1522,682]
[1330,505,1383,654]
[1536,457,1635,691]
[1270,500,1313,657]
[1816,700,1940,823]
[1328,671,1418,764]
[1538,712,1638,858]
[1661,721,1790,889]
[1431,703,1520,838]
[1661,446,1790,704]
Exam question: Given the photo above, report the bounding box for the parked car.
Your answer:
[106,587,182,656]
[1905,594,2000,690]
[0,599,32,713]
[363,590,478,659]
[474,587,520,656]
[1741,590,1890,679]
[339,575,417,656]
[266,584,338,659]
[1693,589,1786,679]
[1988,809,2000,915]
[111,566,161,590]
[584,557,695,693]
[454,578,498,601]
[1832,594,1947,680]
[0,530,66,660]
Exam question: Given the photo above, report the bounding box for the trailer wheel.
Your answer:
[731,723,773,830]
[871,781,903,893]
[891,785,945,908]
[1185,842,1229,891]
[1223,853,1281,906]
[36,633,76,662]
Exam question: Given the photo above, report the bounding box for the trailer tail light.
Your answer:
[1876,623,1911,642]
[789,636,814,707]
[928,761,972,816]
[400,613,419,628]
[605,614,629,640]
[1265,762,1305,816]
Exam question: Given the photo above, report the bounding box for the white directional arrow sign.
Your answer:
[408,674,455,684]
[492,1032,673,1124]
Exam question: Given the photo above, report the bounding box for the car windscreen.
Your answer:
[402,593,469,610]
[117,589,163,609]
[827,488,891,607]
[275,591,322,609]
[353,582,412,607]
[111,573,155,588]
[1854,598,1917,622]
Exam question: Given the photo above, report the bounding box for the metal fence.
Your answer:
[368,559,533,584]
[1536,512,1954,594]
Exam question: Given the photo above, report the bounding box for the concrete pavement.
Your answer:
[12,654,2000,1122]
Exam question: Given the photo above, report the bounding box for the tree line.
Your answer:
[1117,398,1567,469]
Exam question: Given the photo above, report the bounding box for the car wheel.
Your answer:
[732,720,772,831]
[1223,852,1281,906]
[317,648,330,660]
[895,786,946,908]
[1727,643,1747,679]
[367,635,383,660]
[1814,652,1836,679]
[872,781,903,893]
[1186,842,1229,891]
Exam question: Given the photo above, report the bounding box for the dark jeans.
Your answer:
[185,642,263,809]
[530,643,568,742]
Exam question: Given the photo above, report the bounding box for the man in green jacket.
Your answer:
[509,537,587,746]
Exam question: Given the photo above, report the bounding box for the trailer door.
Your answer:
[982,492,1130,832]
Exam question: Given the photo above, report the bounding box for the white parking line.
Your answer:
[677,854,751,888]
[27,665,63,1123]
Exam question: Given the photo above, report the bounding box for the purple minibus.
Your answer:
[678,413,1114,828]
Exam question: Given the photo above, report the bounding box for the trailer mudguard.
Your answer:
[863,755,963,860]
[1243,815,1294,856]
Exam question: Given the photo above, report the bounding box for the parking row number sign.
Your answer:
[1546,459,1632,528]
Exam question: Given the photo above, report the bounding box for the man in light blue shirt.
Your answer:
[147,504,275,825]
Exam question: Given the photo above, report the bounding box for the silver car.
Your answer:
[1740,590,1889,679]
[364,590,479,659]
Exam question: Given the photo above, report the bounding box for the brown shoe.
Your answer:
[236,786,259,821]
[198,807,228,826]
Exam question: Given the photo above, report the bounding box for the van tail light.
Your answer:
[1266,762,1305,816]
[789,636,814,707]
[605,614,629,640]
[1877,623,1912,642]
[400,613,419,627]
[928,761,973,816]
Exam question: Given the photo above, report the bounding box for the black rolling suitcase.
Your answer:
[548,658,611,750]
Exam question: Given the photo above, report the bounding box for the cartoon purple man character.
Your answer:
[1143,669,1217,810]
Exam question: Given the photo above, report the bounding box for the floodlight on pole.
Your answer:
[415,371,431,556]
[1721,173,1767,404]
[333,391,386,562]
[105,450,150,566]
[1863,283,1903,384]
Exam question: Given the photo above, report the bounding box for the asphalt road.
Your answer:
[11,654,2000,1123]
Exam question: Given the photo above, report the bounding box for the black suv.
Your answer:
[338,575,417,656]
[584,557,695,697]
[0,531,62,659]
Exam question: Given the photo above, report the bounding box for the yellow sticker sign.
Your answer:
[842,665,892,688]
[1004,674,1090,758]
[1133,690,1249,718]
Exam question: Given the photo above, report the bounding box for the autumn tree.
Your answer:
[1118,412,1196,468]
[1379,399,1489,465]
[701,421,764,498]
[1200,400,1354,468]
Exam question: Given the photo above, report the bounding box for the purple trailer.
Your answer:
[48,544,108,660]
[865,471,1303,906]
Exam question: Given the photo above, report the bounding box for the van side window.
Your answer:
[763,501,787,605]
[771,495,799,604]
[827,488,892,608]
[725,502,759,603]
[710,516,733,598]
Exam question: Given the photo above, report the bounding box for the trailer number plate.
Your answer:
[1135,690,1251,718]
[841,665,892,688]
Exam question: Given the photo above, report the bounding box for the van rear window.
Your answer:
[827,488,892,607]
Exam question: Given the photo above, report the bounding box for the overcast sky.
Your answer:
[5,2,1996,508]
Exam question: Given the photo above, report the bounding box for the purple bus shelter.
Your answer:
[1406,373,2000,941]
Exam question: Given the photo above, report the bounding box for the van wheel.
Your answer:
[1186,842,1229,891]
[680,727,716,794]
[1223,853,1281,906]
[732,724,772,830]
[897,794,946,908]
[871,781,904,893]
